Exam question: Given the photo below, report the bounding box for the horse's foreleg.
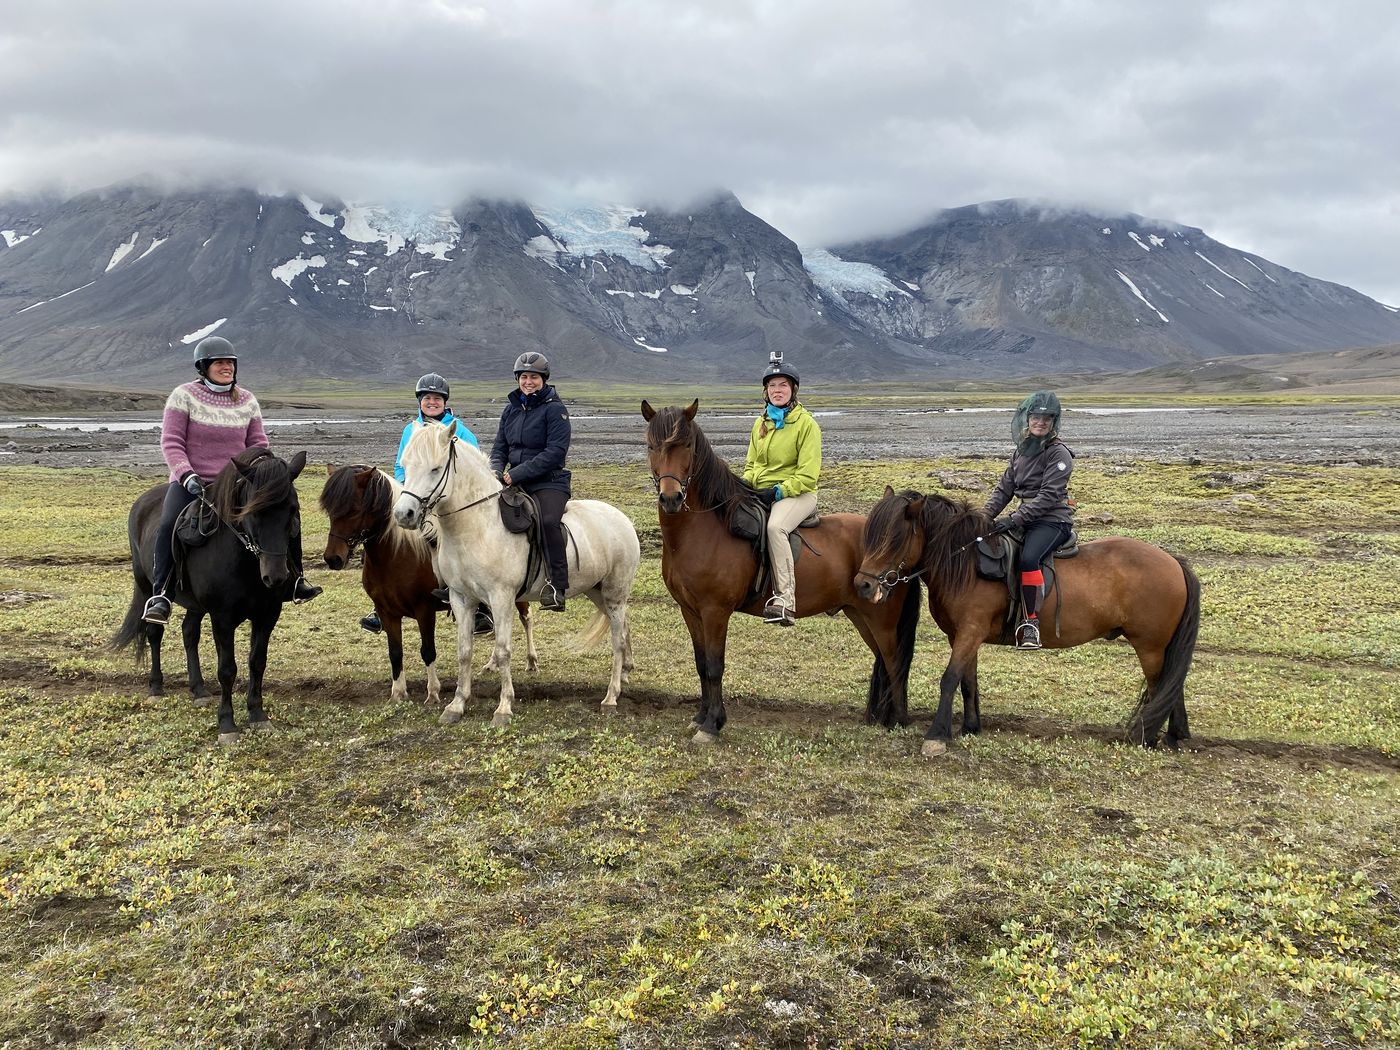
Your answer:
[924,634,978,758]
[518,601,538,673]
[440,593,476,726]
[417,609,440,707]
[385,615,408,703]
[488,595,515,727]
[212,619,240,745]
[245,612,276,730]
[691,608,730,743]
[181,611,210,705]
[598,592,629,710]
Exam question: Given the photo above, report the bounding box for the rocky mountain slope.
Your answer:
[2,188,1396,386]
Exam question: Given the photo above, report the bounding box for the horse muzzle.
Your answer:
[392,497,423,530]
[259,554,290,591]
[657,492,685,514]
[323,549,346,570]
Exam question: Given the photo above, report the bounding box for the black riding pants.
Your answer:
[530,487,570,592]
[152,482,197,595]
[1019,520,1071,575]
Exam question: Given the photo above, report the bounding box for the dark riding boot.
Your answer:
[287,529,322,603]
[473,607,494,635]
[145,482,195,624]
[361,612,382,633]
[431,587,451,605]
[535,488,570,613]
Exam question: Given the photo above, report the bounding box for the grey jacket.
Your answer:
[984,439,1075,526]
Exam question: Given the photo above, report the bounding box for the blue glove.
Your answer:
[773,486,784,502]
[183,473,205,496]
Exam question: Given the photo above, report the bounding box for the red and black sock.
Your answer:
[1020,569,1044,620]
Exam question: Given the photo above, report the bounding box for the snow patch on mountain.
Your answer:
[1195,252,1250,290]
[633,337,668,353]
[1243,257,1279,283]
[180,318,228,344]
[341,204,460,259]
[105,232,139,272]
[531,205,673,271]
[1128,231,1152,252]
[271,254,327,287]
[2,229,39,247]
[803,249,908,301]
[138,237,167,261]
[1114,270,1170,323]
[299,194,337,228]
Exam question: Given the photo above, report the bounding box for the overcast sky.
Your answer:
[3,0,1398,303]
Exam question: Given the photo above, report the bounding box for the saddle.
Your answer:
[169,497,224,594]
[975,525,1079,643]
[498,488,575,599]
[730,498,820,608]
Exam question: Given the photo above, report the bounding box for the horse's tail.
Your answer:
[1130,556,1201,746]
[866,578,922,728]
[110,586,150,666]
[573,609,613,650]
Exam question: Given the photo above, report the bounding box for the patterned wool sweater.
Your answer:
[161,381,269,483]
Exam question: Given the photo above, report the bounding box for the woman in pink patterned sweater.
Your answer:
[142,336,321,623]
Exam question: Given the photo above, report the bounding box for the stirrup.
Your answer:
[142,594,171,625]
[541,584,566,612]
[1015,618,1042,650]
[763,597,795,627]
[360,613,382,634]
[292,577,323,604]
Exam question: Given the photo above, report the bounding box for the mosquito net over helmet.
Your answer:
[512,351,551,379]
[1012,390,1062,455]
[415,373,450,400]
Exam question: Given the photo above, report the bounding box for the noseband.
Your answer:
[328,527,371,561]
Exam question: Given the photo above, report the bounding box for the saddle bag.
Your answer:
[729,499,765,542]
[174,499,219,550]
[498,487,537,535]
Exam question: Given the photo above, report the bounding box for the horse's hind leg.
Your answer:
[145,620,166,700]
[182,611,210,706]
[517,601,539,673]
[1128,644,1168,747]
[925,634,980,758]
[960,653,981,736]
[587,588,628,710]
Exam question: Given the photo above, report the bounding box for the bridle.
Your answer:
[854,559,925,601]
[648,429,695,504]
[327,526,371,562]
[400,439,502,521]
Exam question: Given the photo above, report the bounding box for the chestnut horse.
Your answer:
[856,488,1201,757]
[319,464,537,706]
[642,400,920,744]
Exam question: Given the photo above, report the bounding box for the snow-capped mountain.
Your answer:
[0,187,1396,385]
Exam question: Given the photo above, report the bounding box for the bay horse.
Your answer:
[319,464,538,706]
[641,400,921,744]
[856,487,1201,757]
[113,447,307,744]
[392,421,640,727]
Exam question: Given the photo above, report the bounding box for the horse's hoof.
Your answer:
[218,732,241,747]
[921,739,949,759]
[439,709,463,726]
[190,695,214,709]
[688,717,702,731]
[491,712,512,728]
[248,720,275,733]
[600,701,619,715]
[690,729,720,747]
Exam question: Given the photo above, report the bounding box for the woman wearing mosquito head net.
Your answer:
[982,391,1074,651]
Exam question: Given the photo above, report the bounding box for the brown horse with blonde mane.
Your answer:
[856,487,1200,757]
[319,464,536,706]
[642,400,921,743]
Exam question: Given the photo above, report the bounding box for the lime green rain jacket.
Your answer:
[742,403,822,498]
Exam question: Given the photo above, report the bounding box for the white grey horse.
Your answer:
[392,421,639,726]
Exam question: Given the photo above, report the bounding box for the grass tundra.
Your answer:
[1,451,1397,1048]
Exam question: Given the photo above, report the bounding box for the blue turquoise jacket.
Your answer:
[394,409,479,482]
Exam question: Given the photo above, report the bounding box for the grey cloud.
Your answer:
[2,0,1397,304]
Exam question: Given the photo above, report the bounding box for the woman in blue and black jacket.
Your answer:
[490,352,572,611]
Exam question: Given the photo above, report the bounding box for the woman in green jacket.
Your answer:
[743,354,821,627]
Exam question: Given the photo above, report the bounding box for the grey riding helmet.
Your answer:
[193,335,237,375]
[416,373,450,400]
[512,351,550,379]
[1012,390,1062,452]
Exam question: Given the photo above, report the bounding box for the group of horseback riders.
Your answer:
[143,336,1073,651]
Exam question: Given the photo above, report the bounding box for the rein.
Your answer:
[401,439,501,520]
[194,492,281,558]
[854,561,926,601]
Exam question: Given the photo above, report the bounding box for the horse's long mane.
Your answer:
[916,492,990,598]
[320,465,426,555]
[209,447,295,523]
[647,406,757,524]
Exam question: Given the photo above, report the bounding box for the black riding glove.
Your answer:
[755,487,777,508]
[987,518,1012,537]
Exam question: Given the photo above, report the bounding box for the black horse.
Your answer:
[113,447,308,743]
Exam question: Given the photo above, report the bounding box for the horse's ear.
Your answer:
[641,400,655,421]
[906,496,925,518]
[287,451,307,480]
[884,484,895,499]
[326,462,337,476]
[684,399,699,420]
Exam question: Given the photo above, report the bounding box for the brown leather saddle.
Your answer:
[729,499,820,608]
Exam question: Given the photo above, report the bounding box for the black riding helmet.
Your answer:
[416,373,450,400]
[513,351,550,379]
[193,335,238,386]
[761,353,799,394]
